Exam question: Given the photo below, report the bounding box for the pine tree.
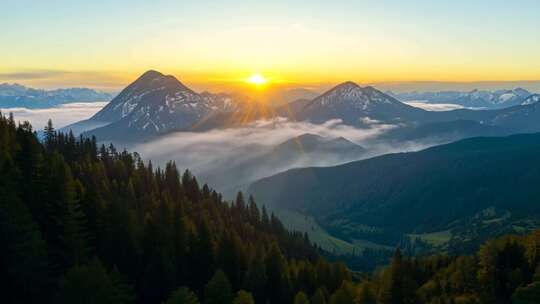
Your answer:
[243,246,267,304]
[190,217,215,290]
[0,156,51,303]
[248,195,260,223]
[310,287,328,304]
[46,153,88,269]
[204,270,233,304]
[165,287,200,304]
[294,291,310,304]
[265,242,291,303]
[55,258,134,304]
[44,119,56,150]
[329,284,354,304]
[357,282,377,304]
[232,290,255,304]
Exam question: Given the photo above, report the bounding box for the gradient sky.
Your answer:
[1,0,540,91]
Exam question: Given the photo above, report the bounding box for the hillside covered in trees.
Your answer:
[249,132,540,254]
[0,114,350,303]
[2,113,540,304]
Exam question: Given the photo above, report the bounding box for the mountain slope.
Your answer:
[296,82,540,137]
[198,133,366,197]
[1,113,356,304]
[249,132,540,251]
[390,88,533,109]
[73,70,240,140]
[299,82,428,125]
[522,94,540,105]
[63,75,540,145]
[381,119,514,142]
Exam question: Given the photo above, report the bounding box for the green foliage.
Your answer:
[357,282,376,304]
[249,132,540,254]
[54,258,134,304]
[328,283,355,304]
[6,116,540,304]
[232,290,255,304]
[294,291,310,304]
[0,117,345,304]
[512,281,540,304]
[164,287,200,304]
[310,288,328,304]
[204,270,233,304]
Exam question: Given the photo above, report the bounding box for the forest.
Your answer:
[1,113,540,304]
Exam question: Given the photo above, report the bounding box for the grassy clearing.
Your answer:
[408,230,453,247]
[269,207,392,255]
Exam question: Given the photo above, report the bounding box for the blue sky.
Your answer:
[1,0,539,90]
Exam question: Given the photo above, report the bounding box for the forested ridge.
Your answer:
[0,114,350,304]
[2,113,540,304]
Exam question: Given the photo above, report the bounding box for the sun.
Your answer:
[246,73,268,85]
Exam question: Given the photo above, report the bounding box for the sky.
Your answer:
[1,0,540,92]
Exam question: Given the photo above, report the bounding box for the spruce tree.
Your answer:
[165,287,200,304]
[204,270,233,304]
[294,291,310,304]
[232,290,255,304]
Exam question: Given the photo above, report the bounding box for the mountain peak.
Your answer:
[140,69,165,79]
[513,87,532,98]
[522,94,540,105]
[334,81,361,90]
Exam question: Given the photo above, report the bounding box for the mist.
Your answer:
[132,117,438,197]
[403,101,466,111]
[0,102,106,130]
[2,103,444,196]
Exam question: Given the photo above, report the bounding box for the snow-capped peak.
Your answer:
[86,70,243,136]
[522,94,540,105]
[306,81,396,110]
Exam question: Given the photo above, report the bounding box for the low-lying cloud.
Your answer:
[134,117,395,166]
[4,105,442,197]
[403,101,466,111]
[1,102,106,129]
[132,117,435,197]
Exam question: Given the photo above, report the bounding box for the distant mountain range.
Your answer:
[0,83,113,108]
[389,88,534,109]
[56,70,540,255]
[63,70,540,146]
[248,132,540,254]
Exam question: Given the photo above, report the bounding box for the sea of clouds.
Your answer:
[132,117,437,196]
[0,102,107,130]
[2,102,440,196]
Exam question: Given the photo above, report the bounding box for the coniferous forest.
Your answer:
[2,113,540,304]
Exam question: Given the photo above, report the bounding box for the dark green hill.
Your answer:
[0,115,351,304]
[249,132,540,252]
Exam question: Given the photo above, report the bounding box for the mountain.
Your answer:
[381,97,540,143]
[196,133,366,197]
[249,132,540,253]
[272,133,365,155]
[72,70,241,140]
[390,88,533,109]
[298,82,428,125]
[381,119,514,142]
[0,83,113,108]
[64,75,540,145]
[266,87,320,106]
[522,94,540,105]
[276,98,312,114]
